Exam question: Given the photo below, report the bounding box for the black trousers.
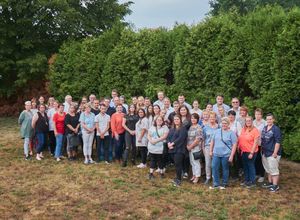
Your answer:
[123,132,136,162]
[255,146,265,177]
[149,153,163,170]
[172,153,185,181]
[48,130,56,155]
[138,146,148,164]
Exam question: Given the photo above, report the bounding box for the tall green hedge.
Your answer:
[49,6,300,161]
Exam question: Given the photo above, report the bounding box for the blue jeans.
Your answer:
[36,132,45,154]
[96,135,111,162]
[242,152,257,184]
[114,133,125,160]
[55,134,63,158]
[212,155,230,187]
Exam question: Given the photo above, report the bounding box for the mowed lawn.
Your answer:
[0,117,299,220]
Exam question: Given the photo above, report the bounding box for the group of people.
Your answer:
[18,90,282,192]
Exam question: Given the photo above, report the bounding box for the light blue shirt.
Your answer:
[213,103,230,114]
[212,128,237,157]
[79,112,95,131]
[203,124,218,148]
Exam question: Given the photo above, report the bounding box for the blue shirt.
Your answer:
[203,124,218,147]
[261,125,282,157]
[79,112,95,131]
[212,128,237,157]
[213,103,230,114]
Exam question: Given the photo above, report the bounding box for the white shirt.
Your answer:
[94,113,110,136]
[63,102,70,113]
[153,100,164,109]
[147,125,169,154]
[190,109,203,118]
[47,108,57,131]
[135,118,149,147]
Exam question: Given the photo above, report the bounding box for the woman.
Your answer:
[253,108,267,183]
[146,105,154,127]
[190,100,202,118]
[65,104,80,161]
[47,97,55,110]
[202,111,219,184]
[205,103,213,112]
[187,113,204,184]
[217,106,227,125]
[200,110,210,127]
[148,116,169,179]
[238,106,248,127]
[122,104,139,167]
[228,110,242,137]
[18,101,34,160]
[209,117,237,189]
[167,115,188,187]
[32,104,49,160]
[238,116,260,188]
[47,100,58,156]
[153,104,161,123]
[79,103,96,164]
[53,104,66,161]
[136,108,149,168]
[136,96,145,111]
[31,98,38,115]
[178,105,191,179]
[111,104,126,163]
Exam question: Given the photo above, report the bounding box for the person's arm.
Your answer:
[272,127,282,158]
[31,113,38,129]
[229,132,238,162]
[188,127,203,150]
[248,129,260,159]
[18,111,24,125]
[122,117,133,134]
[53,114,58,136]
[155,127,169,143]
[147,130,155,145]
[95,117,101,135]
[102,118,110,136]
[172,128,187,146]
[209,139,214,157]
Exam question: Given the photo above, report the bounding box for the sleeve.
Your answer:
[94,115,99,123]
[274,126,282,144]
[53,113,57,123]
[231,131,238,145]
[18,111,24,125]
[253,128,260,139]
[64,114,70,126]
[196,127,203,141]
[141,118,148,129]
[79,112,84,123]
[237,122,242,136]
[107,115,111,122]
[110,114,116,134]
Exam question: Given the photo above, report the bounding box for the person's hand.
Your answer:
[168,142,174,149]
[272,152,278,158]
[228,155,233,163]
[138,138,142,143]
[187,145,191,151]
[131,131,136,136]
[209,151,213,158]
[115,133,119,141]
[100,133,105,139]
[74,128,78,134]
[54,131,58,137]
[248,153,253,159]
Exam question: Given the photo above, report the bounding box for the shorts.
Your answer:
[262,154,281,176]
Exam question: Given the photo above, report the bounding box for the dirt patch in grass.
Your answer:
[0,117,300,219]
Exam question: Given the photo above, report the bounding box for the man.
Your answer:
[120,95,128,112]
[104,97,116,117]
[168,101,180,127]
[113,96,127,114]
[213,94,230,114]
[229,97,241,119]
[131,96,138,106]
[261,113,282,192]
[63,95,72,113]
[163,97,174,120]
[153,91,165,109]
[144,97,152,108]
[91,99,100,116]
[88,94,96,108]
[109,89,119,108]
[178,94,192,110]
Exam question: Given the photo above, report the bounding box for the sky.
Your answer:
[119,0,211,29]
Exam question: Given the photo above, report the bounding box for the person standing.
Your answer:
[32,104,49,160]
[79,104,96,164]
[261,113,282,192]
[212,94,230,114]
[18,101,34,160]
[190,100,202,118]
[209,117,237,189]
[53,104,66,162]
[153,91,165,109]
[253,108,267,183]
[47,100,58,156]
[136,108,149,168]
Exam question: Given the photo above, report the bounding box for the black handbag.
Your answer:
[193,151,201,160]
[68,133,80,147]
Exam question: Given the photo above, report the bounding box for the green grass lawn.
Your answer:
[0,117,299,219]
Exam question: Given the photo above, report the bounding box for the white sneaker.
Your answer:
[84,159,89,164]
[105,161,110,165]
[136,163,143,168]
[56,158,61,162]
[155,168,161,173]
[257,177,264,183]
[89,159,95,164]
[36,155,42,161]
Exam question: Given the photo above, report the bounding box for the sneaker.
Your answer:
[209,186,219,190]
[148,173,154,180]
[172,179,181,187]
[219,186,226,190]
[121,161,127,167]
[84,159,89,164]
[257,177,264,183]
[240,181,248,187]
[269,185,280,192]
[192,177,199,184]
[25,155,30,160]
[162,168,166,173]
[155,168,161,173]
[183,172,188,179]
[105,161,110,165]
[137,163,143,168]
[204,179,210,185]
[56,158,61,162]
[89,159,95,164]
[40,153,44,158]
[36,155,42,161]
[262,182,273,189]
[246,183,256,189]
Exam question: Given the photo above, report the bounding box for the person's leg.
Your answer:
[183,153,190,175]
[174,153,184,181]
[242,152,250,183]
[109,132,113,161]
[248,153,257,184]
[149,153,156,174]
[23,138,30,157]
[54,134,63,159]
[212,156,221,187]
[204,147,212,180]
[221,156,230,186]
[191,152,201,178]
[103,136,110,162]
[88,133,94,160]
[36,132,44,155]
[96,136,101,162]
[48,131,56,155]
[270,156,281,186]
[123,132,131,164]
[82,132,89,162]
[140,147,147,165]
[131,135,136,164]
[255,146,265,177]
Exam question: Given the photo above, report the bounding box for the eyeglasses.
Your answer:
[232,102,239,104]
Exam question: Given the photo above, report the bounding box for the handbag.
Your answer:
[192,151,201,160]
[155,127,168,154]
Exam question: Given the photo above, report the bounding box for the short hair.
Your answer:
[100,104,106,108]
[255,108,263,114]
[209,111,217,118]
[65,95,72,100]
[240,106,248,113]
[173,101,179,106]
[164,97,170,102]
[153,104,161,110]
[227,110,236,116]
[191,113,200,123]
[116,103,123,108]
[221,117,230,124]
[25,101,31,105]
[111,89,118,94]
[84,103,92,109]
[266,113,275,119]
[216,94,224,98]
[157,91,164,95]
[58,103,64,108]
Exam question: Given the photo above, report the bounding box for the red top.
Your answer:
[53,112,66,134]
[238,127,260,153]
[111,112,125,136]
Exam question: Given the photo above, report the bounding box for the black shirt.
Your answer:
[91,108,100,116]
[64,113,80,134]
[125,114,139,130]
[167,127,188,154]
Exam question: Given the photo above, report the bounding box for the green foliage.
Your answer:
[0,0,131,97]
[49,5,300,160]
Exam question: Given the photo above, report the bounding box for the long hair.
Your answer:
[178,105,191,122]
[172,114,182,129]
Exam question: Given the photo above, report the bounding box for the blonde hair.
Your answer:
[221,117,230,125]
[243,116,254,131]
[25,101,31,105]
[209,111,217,118]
